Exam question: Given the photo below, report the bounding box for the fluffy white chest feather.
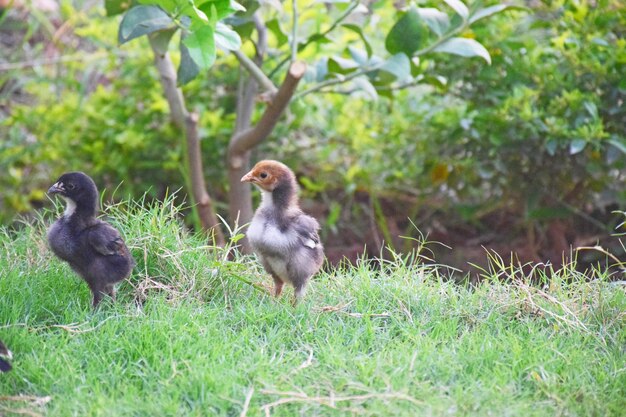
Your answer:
[247,214,297,252]
[62,197,76,217]
[247,190,299,252]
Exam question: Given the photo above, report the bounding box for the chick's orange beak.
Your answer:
[241,171,256,183]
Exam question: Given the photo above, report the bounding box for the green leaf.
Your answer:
[105,0,133,16]
[215,22,241,51]
[233,0,259,18]
[433,37,491,64]
[302,33,333,49]
[148,28,177,54]
[545,140,558,156]
[569,139,587,154]
[443,0,469,20]
[385,7,428,56]
[422,74,448,89]
[230,18,255,39]
[328,56,359,74]
[608,138,626,155]
[178,38,200,85]
[118,5,174,45]
[266,19,288,47]
[198,0,244,21]
[348,46,368,66]
[379,53,411,83]
[569,139,587,155]
[352,77,378,101]
[469,4,512,24]
[182,25,216,70]
[418,8,450,37]
[342,23,373,57]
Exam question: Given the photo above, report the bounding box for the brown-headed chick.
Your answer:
[242,160,324,305]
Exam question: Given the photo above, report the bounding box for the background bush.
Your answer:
[1,0,624,265]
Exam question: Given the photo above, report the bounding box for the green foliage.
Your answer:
[385,7,429,56]
[0,201,625,415]
[429,0,626,220]
[112,0,243,83]
[269,0,624,244]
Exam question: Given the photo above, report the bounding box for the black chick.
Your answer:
[0,340,12,372]
[47,172,134,307]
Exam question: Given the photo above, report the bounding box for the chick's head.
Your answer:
[241,160,296,192]
[48,171,98,207]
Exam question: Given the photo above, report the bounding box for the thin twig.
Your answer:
[269,1,360,78]
[260,390,421,414]
[514,280,590,333]
[576,246,625,271]
[296,12,474,99]
[0,408,43,417]
[239,387,254,417]
[0,396,52,405]
[232,50,277,93]
[291,0,298,63]
[316,301,391,318]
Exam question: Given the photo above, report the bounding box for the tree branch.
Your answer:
[229,61,307,161]
[185,112,226,245]
[232,50,277,94]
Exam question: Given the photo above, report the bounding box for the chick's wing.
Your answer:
[293,214,321,249]
[87,222,127,256]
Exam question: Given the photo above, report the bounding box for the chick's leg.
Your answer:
[292,285,307,306]
[105,283,117,301]
[272,275,284,297]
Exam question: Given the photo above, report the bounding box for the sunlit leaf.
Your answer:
[352,77,378,101]
[342,23,373,57]
[328,56,359,74]
[569,139,587,154]
[182,25,216,70]
[215,22,241,51]
[418,8,450,36]
[266,18,288,47]
[118,5,174,45]
[379,53,411,83]
[433,37,491,64]
[348,46,368,66]
[469,4,526,24]
[199,0,245,21]
[443,0,469,20]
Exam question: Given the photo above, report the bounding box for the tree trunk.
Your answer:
[149,37,225,245]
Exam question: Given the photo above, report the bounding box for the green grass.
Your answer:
[0,198,624,416]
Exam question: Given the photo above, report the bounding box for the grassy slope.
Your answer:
[0,200,624,417]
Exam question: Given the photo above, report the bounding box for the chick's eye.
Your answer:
[67,183,76,190]
[259,172,268,179]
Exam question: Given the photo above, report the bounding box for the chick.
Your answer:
[242,160,324,304]
[0,340,12,372]
[47,172,134,308]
